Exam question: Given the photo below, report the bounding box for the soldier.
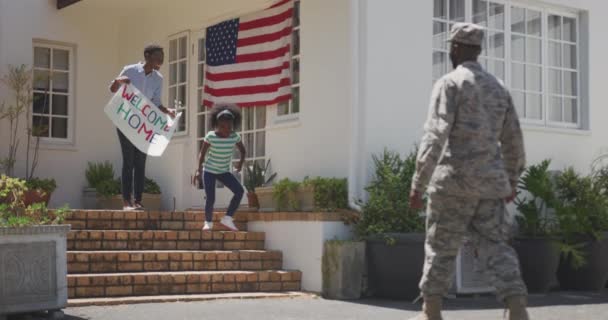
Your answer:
[408,23,529,320]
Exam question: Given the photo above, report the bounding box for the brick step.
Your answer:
[65,210,248,231]
[68,250,283,274]
[67,230,265,251]
[68,270,302,298]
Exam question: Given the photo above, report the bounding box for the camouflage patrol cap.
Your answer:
[448,23,484,46]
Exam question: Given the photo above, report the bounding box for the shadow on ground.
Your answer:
[345,290,608,312]
[7,313,89,320]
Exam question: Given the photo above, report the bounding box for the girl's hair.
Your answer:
[210,104,242,130]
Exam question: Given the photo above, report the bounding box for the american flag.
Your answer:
[203,0,294,108]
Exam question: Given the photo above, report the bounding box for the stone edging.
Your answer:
[0,224,71,236]
[244,211,359,222]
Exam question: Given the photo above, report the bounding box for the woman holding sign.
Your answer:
[109,44,175,210]
[192,105,246,232]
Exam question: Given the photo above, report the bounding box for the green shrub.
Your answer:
[144,177,161,194]
[97,178,121,198]
[0,175,27,210]
[86,161,115,189]
[273,178,300,211]
[25,177,57,193]
[303,177,347,211]
[0,202,69,227]
[244,160,277,193]
[355,148,425,239]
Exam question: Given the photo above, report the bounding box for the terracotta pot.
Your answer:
[255,187,276,212]
[247,192,260,209]
[23,189,51,206]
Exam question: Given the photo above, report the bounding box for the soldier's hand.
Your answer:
[409,190,424,210]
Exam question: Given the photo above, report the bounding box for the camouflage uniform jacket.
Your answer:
[412,61,526,198]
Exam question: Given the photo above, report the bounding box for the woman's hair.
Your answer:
[210,104,242,130]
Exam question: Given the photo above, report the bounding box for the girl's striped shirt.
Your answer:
[203,131,241,174]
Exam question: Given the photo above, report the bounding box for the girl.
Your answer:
[193,104,246,231]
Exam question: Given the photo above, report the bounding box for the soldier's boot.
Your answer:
[505,295,530,320]
[408,295,443,320]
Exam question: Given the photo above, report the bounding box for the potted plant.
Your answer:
[303,177,348,212]
[0,174,70,318]
[143,177,162,210]
[244,160,277,210]
[512,160,561,293]
[23,177,57,206]
[355,149,425,299]
[96,176,163,210]
[272,178,301,211]
[322,239,366,300]
[83,161,115,209]
[554,167,608,291]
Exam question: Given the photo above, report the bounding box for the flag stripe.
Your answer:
[270,0,291,9]
[236,45,290,63]
[237,26,292,47]
[205,61,290,81]
[205,78,291,96]
[239,7,293,32]
[204,94,292,108]
[238,18,293,42]
[206,71,290,89]
[240,1,293,24]
[206,55,290,74]
[204,86,292,106]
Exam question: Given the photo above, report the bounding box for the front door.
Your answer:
[189,30,268,210]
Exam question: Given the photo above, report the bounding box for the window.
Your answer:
[277,0,300,116]
[32,43,73,141]
[168,33,189,134]
[432,0,582,128]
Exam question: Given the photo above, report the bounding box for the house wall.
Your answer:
[0,0,122,208]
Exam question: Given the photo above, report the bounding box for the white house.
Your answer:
[0,0,605,211]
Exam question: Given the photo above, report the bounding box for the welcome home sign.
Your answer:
[104,84,182,156]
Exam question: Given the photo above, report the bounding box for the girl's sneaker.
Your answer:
[220,216,239,231]
[202,221,214,231]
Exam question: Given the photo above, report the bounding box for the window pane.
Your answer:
[433,51,447,80]
[511,35,525,62]
[169,63,177,85]
[549,96,562,122]
[548,15,561,40]
[255,131,265,157]
[526,93,542,120]
[526,9,541,36]
[178,85,187,106]
[488,32,504,58]
[198,38,206,62]
[292,57,300,84]
[564,98,578,123]
[548,42,562,67]
[179,61,187,83]
[563,17,577,42]
[488,60,504,81]
[434,0,447,19]
[51,117,68,139]
[169,39,177,61]
[526,65,542,92]
[292,87,300,113]
[34,47,51,68]
[293,0,301,27]
[472,0,487,27]
[526,38,541,64]
[169,87,177,107]
[198,64,205,87]
[198,114,206,138]
[564,71,577,96]
[433,21,448,50]
[255,106,266,129]
[563,44,577,69]
[198,89,204,113]
[512,91,525,116]
[33,70,50,91]
[244,108,254,131]
[511,7,525,34]
[179,36,187,59]
[53,49,69,70]
[33,93,50,114]
[278,102,289,116]
[292,29,300,56]
[511,63,525,90]
[33,116,49,137]
[52,72,69,93]
[489,2,504,30]
[549,69,562,94]
[52,95,68,115]
[478,57,488,70]
[243,133,253,155]
[177,113,186,132]
[449,0,465,22]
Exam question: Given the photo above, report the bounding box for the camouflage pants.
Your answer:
[419,194,527,301]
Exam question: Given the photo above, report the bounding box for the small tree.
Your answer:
[0,65,30,176]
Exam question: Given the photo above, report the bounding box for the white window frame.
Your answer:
[432,0,583,130]
[276,0,301,120]
[32,41,75,144]
[167,31,190,136]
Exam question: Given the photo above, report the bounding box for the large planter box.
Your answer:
[0,225,70,317]
[513,237,561,293]
[366,233,425,299]
[96,193,162,210]
[557,232,608,291]
[255,185,315,212]
[322,241,365,300]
